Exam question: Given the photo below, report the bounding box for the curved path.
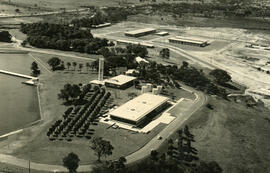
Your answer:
[0,87,206,172]
[0,37,207,172]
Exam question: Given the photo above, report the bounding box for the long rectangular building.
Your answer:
[169,36,209,47]
[110,93,169,126]
[116,39,154,48]
[125,28,156,37]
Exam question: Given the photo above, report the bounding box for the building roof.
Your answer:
[135,56,149,63]
[169,36,209,45]
[110,93,169,122]
[125,28,156,35]
[105,74,136,86]
[156,31,169,36]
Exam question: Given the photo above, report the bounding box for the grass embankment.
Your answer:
[159,96,270,173]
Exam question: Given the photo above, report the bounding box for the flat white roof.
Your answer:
[156,31,169,35]
[110,93,169,122]
[105,74,136,86]
[125,28,156,35]
[169,36,208,44]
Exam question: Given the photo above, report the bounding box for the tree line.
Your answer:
[20,22,111,53]
[71,7,137,28]
[138,1,270,18]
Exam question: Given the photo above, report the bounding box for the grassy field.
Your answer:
[9,69,166,165]
[158,96,270,173]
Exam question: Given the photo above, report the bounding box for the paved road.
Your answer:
[0,86,206,172]
[0,35,207,172]
[125,91,207,164]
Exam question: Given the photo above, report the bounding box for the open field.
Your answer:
[158,96,270,173]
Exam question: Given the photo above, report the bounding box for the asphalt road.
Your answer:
[0,34,208,173]
[125,91,207,164]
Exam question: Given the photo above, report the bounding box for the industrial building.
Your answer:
[116,39,154,48]
[168,36,209,47]
[110,93,169,126]
[104,74,136,89]
[125,28,156,37]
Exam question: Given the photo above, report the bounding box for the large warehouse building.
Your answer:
[104,74,136,89]
[110,93,169,126]
[168,36,209,47]
[125,28,156,37]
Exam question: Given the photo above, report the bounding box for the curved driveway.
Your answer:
[0,37,207,172]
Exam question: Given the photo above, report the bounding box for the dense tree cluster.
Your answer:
[71,7,136,27]
[47,57,65,71]
[92,45,148,76]
[20,22,109,53]
[58,83,82,102]
[0,31,12,43]
[143,1,270,18]
[136,60,228,98]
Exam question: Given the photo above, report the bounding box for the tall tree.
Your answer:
[63,152,80,173]
[0,31,12,43]
[67,62,71,71]
[73,62,77,71]
[47,57,61,71]
[86,62,90,71]
[159,48,170,59]
[31,61,40,77]
[79,63,83,71]
[90,137,114,162]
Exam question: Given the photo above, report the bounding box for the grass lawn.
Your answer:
[158,96,270,173]
[9,68,168,165]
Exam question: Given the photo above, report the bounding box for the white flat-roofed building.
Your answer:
[169,36,209,47]
[156,31,169,36]
[104,74,136,89]
[110,93,169,126]
[125,28,156,37]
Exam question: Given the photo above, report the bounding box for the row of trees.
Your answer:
[20,22,110,53]
[47,57,95,72]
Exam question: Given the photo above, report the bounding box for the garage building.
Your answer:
[168,36,209,47]
[125,28,156,37]
[110,93,169,126]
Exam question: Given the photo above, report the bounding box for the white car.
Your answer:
[157,135,162,140]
